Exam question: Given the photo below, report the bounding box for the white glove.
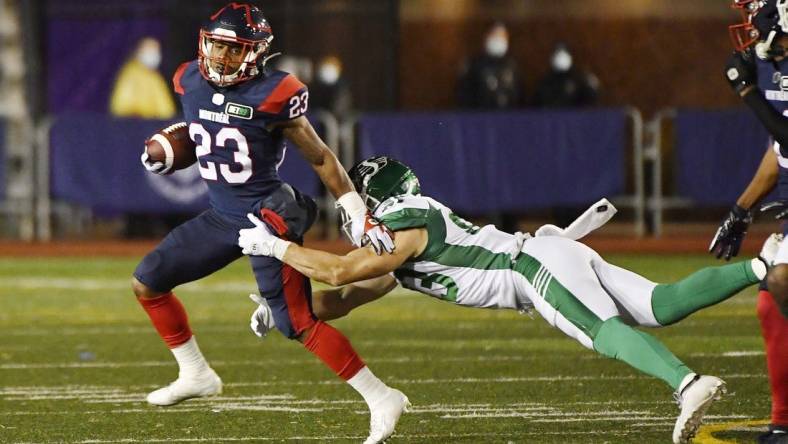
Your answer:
[238,213,291,259]
[249,293,276,339]
[140,150,171,175]
[350,212,395,255]
[337,191,394,255]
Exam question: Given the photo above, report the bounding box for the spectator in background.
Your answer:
[533,42,599,108]
[310,55,352,117]
[457,22,523,109]
[109,37,176,119]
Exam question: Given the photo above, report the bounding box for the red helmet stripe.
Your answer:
[172,62,190,95]
[210,2,271,33]
[257,74,306,114]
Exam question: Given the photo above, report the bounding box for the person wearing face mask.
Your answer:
[457,22,523,109]
[532,42,599,108]
[310,55,352,117]
[109,37,176,119]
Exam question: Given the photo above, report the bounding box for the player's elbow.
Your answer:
[327,262,359,287]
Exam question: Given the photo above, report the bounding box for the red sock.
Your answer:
[303,321,365,380]
[137,292,193,348]
[758,290,788,426]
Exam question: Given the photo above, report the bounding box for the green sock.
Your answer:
[651,261,760,326]
[593,317,692,390]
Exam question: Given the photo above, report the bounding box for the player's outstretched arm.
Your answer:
[710,147,777,260]
[313,275,399,321]
[275,116,396,255]
[238,212,426,285]
[276,116,355,199]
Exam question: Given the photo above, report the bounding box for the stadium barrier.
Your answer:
[346,108,646,235]
[646,108,771,236]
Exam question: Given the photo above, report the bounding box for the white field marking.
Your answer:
[0,354,605,370]
[689,350,764,358]
[12,430,633,444]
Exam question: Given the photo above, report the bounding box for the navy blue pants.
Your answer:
[134,184,318,339]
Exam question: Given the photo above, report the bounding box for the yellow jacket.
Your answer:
[109,59,176,119]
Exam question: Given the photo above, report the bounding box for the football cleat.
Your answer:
[760,233,784,267]
[363,388,411,444]
[672,374,726,444]
[146,368,222,406]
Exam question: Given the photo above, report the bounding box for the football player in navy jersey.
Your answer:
[718,1,788,441]
[133,4,407,443]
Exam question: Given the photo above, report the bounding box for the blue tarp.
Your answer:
[358,109,628,213]
[675,109,771,205]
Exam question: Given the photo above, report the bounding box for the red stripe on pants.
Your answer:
[758,290,788,426]
[303,320,365,380]
[137,292,192,348]
[281,264,316,336]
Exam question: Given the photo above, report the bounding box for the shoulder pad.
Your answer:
[256,72,308,119]
[173,60,198,96]
[376,195,433,232]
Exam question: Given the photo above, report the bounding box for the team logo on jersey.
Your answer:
[199,109,229,124]
[225,102,253,120]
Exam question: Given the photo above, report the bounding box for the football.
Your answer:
[144,122,197,174]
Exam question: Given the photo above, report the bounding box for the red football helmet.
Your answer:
[198,3,274,86]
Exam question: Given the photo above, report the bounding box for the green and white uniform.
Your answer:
[376,194,761,390]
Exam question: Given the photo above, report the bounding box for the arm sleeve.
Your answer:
[743,88,788,152]
[378,208,430,232]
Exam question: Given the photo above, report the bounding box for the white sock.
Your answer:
[347,366,390,407]
[752,258,768,280]
[171,336,211,378]
[678,372,698,395]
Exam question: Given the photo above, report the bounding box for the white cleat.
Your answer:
[146,369,223,406]
[672,375,726,444]
[760,233,784,267]
[362,388,411,444]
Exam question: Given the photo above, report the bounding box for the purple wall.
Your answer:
[47,19,167,113]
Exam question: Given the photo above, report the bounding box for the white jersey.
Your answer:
[374,195,523,309]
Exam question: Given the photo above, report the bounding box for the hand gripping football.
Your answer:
[144,122,197,174]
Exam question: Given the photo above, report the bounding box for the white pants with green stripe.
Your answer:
[513,236,659,350]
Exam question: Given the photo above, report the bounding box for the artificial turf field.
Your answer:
[0,254,773,443]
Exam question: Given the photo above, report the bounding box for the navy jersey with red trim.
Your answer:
[172,60,309,219]
[757,57,788,199]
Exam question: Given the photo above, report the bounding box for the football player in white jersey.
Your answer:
[238,156,774,444]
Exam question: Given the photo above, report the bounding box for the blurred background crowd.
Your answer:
[0,0,763,241]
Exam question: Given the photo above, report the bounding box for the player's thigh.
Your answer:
[590,255,660,327]
[134,210,242,292]
[520,237,619,348]
[249,255,316,339]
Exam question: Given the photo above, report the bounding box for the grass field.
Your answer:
[0,254,773,443]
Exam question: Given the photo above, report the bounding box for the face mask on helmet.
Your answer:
[198,3,274,86]
[339,156,421,241]
[729,0,788,58]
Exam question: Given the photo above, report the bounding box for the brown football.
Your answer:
[144,122,197,174]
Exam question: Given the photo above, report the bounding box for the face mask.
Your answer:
[138,49,162,70]
[551,49,572,72]
[318,64,340,84]
[485,37,508,57]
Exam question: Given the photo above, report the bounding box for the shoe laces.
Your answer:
[672,391,682,408]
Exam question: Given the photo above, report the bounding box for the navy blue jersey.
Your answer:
[757,57,788,199]
[173,60,310,219]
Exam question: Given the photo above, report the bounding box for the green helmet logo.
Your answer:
[348,156,421,211]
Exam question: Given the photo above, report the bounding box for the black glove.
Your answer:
[725,50,757,94]
[761,200,788,220]
[709,205,753,260]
